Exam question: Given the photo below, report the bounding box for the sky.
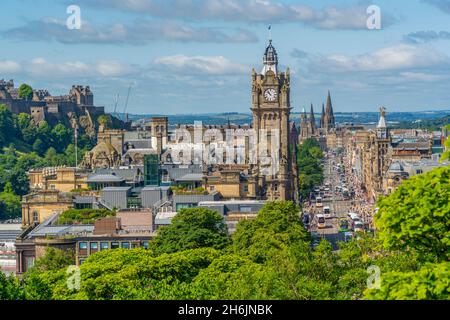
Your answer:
[1,0,450,114]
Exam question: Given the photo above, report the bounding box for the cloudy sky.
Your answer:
[1,0,450,114]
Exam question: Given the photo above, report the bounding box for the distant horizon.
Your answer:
[120,109,450,117]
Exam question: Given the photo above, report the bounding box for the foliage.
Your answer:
[0,182,21,220]
[171,185,207,195]
[440,124,450,162]
[297,138,324,200]
[56,208,115,225]
[375,166,450,261]
[0,104,15,147]
[22,248,75,300]
[153,207,229,255]
[11,192,450,300]
[0,108,93,203]
[0,271,24,300]
[18,84,33,100]
[365,262,450,300]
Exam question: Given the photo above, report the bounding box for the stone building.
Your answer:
[250,39,298,201]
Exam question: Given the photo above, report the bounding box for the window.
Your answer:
[111,242,120,249]
[32,211,39,223]
[25,257,35,271]
[142,241,150,249]
[50,185,56,190]
[210,186,215,191]
[90,242,98,251]
[240,206,252,213]
[121,242,130,249]
[243,185,249,192]
[79,242,88,250]
[100,242,109,250]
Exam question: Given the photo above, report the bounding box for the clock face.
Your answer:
[264,88,277,102]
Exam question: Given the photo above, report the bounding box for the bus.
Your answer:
[317,214,326,229]
[316,197,323,207]
[323,206,331,219]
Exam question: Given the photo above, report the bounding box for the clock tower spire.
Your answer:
[251,32,297,202]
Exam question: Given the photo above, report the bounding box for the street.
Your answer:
[304,149,374,250]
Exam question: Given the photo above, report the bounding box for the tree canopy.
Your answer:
[152,207,230,255]
[18,84,33,101]
[375,166,450,261]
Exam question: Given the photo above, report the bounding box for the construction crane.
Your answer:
[113,93,120,117]
[122,86,132,121]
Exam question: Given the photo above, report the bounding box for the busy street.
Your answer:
[302,148,376,250]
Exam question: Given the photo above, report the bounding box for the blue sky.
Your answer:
[1,0,450,114]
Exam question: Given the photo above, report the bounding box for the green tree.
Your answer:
[0,182,21,219]
[51,123,72,152]
[0,104,15,147]
[153,208,230,255]
[297,138,324,200]
[18,84,33,100]
[0,271,24,300]
[441,124,450,162]
[375,166,450,261]
[22,248,74,300]
[365,262,450,300]
[32,138,45,155]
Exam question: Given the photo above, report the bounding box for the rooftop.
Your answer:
[87,174,125,183]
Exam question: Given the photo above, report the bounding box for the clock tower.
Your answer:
[251,38,297,201]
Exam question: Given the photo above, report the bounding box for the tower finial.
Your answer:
[268,25,272,43]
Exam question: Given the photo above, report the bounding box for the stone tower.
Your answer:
[251,38,296,201]
[373,107,391,196]
[150,117,168,156]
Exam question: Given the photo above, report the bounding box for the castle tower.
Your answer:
[251,37,296,201]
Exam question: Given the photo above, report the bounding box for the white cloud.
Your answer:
[79,0,396,30]
[153,55,248,75]
[3,18,258,44]
[315,44,450,72]
[0,60,22,73]
[1,58,139,79]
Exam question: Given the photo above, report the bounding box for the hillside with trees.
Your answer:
[0,104,95,220]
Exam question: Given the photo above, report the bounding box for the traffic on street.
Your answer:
[302,148,376,250]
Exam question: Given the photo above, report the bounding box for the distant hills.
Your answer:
[116,110,450,129]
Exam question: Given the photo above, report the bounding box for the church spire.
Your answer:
[324,90,335,131]
[310,103,316,133]
[320,103,325,129]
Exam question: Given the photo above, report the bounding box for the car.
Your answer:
[354,221,365,233]
[344,232,354,242]
[323,206,332,219]
[317,214,326,229]
[347,212,360,221]
[339,219,349,232]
